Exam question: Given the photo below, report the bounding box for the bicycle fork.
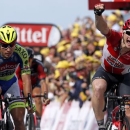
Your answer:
[112,105,125,130]
[106,105,125,130]
[5,109,14,130]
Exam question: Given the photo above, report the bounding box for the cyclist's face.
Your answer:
[0,44,15,59]
[123,30,130,48]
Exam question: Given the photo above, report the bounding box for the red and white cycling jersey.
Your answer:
[101,29,130,75]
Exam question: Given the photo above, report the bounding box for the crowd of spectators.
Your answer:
[30,10,125,108]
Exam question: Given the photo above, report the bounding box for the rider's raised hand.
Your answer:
[94,3,105,16]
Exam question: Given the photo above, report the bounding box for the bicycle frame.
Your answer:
[0,94,45,130]
[0,95,14,130]
[112,105,125,130]
[0,95,5,129]
[24,107,37,127]
[106,94,130,130]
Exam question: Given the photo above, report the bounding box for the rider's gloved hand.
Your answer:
[43,93,50,106]
[94,3,105,16]
[25,102,36,113]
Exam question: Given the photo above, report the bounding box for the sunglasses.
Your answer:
[124,30,130,36]
[0,42,15,49]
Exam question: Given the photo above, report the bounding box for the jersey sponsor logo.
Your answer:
[0,64,17,71]
[0,69,15,77]
[0,63,17,77]
[107,55,124,68]
[15,45,28,59]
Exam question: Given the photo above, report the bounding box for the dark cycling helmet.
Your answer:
[122,19,130,30]
[26,47,34,58]
[0,25,17,44]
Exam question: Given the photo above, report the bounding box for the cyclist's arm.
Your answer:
[22,74,32,97]
[95,15,110,35]
[15,44,32,97]
[40,79,48,95]
[95,14,122,43]
[37,61,48,97]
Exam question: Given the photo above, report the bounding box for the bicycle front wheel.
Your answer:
[0,121,6,130]
[6,118,14,130]
[26,113,35,130]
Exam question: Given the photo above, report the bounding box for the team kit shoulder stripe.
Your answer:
[14,44,31,75]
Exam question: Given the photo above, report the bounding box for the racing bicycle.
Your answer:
[0,93,35,130]
[25,94,48,130]
[104,84,130,130]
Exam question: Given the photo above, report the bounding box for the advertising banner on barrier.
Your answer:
[55,102,71,130]
[40,100,103,130]
[63,101,80,130]
[40,101,61,130]
[5,23,61,47]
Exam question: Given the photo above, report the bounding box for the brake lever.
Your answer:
[27,93,33,108]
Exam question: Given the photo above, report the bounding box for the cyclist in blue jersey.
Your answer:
[0,25,32,130]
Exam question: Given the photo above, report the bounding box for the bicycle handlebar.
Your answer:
[0,93,45,109]
[107,95,130,101]
[103,95,130,112]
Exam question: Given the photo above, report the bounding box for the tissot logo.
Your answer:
[107,55,124,68]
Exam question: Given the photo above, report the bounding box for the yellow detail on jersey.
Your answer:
[0,74,15,81]
[9,101,25,111]
[14,44,31,75]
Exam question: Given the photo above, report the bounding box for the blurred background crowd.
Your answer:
[29,9,125,108]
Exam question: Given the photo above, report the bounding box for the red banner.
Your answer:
[101,0,130,2]
[5,23,61,47]
[88,0,130,9]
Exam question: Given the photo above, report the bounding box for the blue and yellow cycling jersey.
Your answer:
[0,43,30,93]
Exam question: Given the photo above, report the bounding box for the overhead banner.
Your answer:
[101,0,130,2]
[5,23,61,47]
[88,0,130,9]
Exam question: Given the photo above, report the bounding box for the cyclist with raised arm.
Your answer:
[16,47,50,124]
[92,3,130,130]
[0,25,32,130]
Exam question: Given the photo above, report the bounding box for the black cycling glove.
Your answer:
[94,4,105,16]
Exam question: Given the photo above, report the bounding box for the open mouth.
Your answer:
[126,38,130,44]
